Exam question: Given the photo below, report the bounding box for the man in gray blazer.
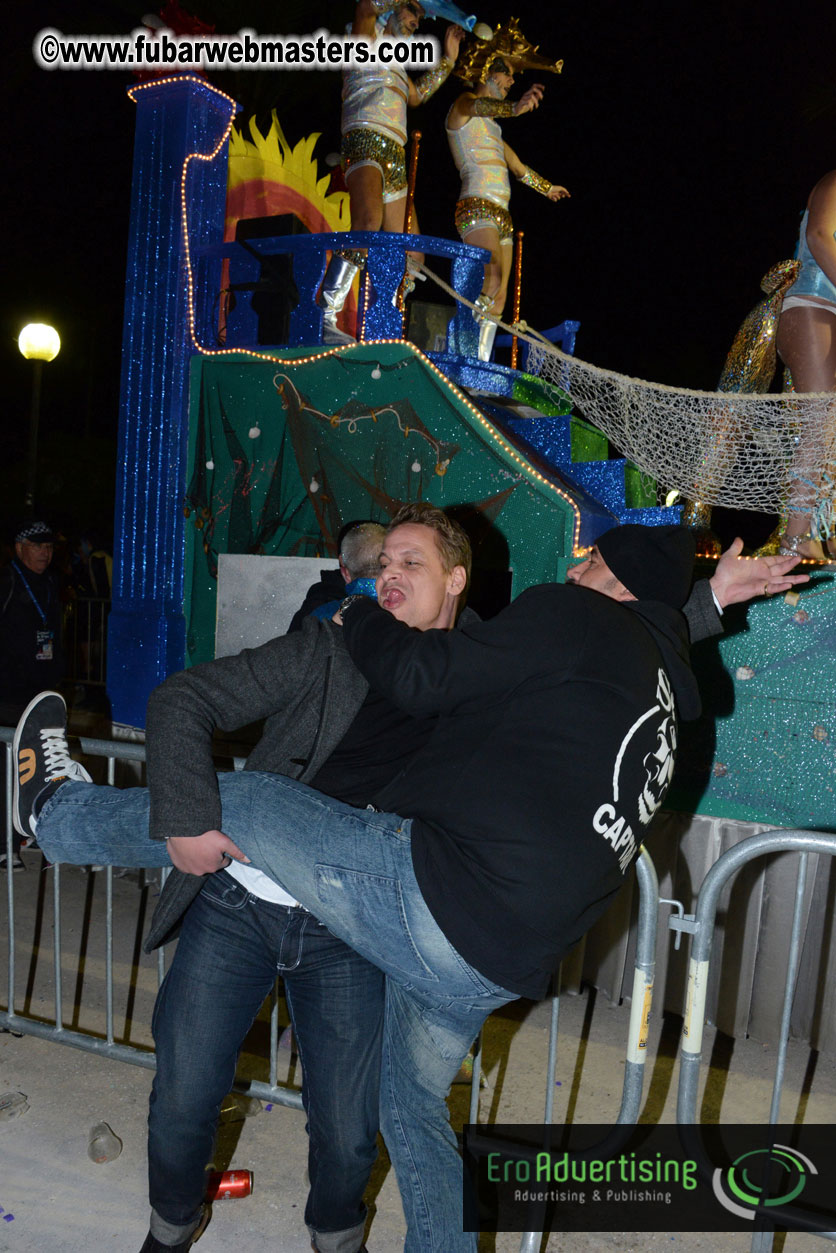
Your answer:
[17,502,475,1253]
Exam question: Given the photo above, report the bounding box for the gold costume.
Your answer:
[454,196,513,241]
[341,129,408,202]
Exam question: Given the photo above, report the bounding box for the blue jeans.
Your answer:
[38,773,518,1252]
[149,872,382,1253]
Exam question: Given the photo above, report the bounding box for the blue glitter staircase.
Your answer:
[476,398,682,544]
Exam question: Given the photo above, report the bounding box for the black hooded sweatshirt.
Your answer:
[342,583,700,999]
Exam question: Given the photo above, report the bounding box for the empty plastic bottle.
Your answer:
[87,1121,123,1163]
[219,1093,262,1122]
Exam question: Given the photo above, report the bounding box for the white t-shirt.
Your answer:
[224,858,299,907]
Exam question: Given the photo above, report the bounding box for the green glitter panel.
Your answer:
[570,418,608,464]
[624,463,656,508]
[671,580,836,830]
[511,373,572,416]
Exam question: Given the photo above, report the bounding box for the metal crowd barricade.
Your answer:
[64,596,110,687]
[676,829,836,1250]
[1,727,302,1112]
[464,846,660,1253]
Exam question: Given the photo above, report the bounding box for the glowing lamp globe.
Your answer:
[18,323,61,363]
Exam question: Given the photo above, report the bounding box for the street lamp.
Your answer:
[18,322,60,511]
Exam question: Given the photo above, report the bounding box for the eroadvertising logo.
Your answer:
[713,1145,816,1220]
[463,1124,836,1234]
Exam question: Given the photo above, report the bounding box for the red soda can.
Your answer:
[205,1170,254,1200]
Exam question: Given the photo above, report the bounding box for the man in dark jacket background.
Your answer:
[1,519,64,869]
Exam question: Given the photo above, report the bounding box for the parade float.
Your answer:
[105,72,836,1047]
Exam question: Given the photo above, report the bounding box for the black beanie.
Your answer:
[595,524,695,609]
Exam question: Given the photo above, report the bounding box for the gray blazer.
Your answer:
[683,577,723,643]
[143,617,369,949]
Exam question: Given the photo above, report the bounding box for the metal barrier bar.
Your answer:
[677,829,836,1121]
[0,726,302,1111]
[513,846,660,1253]
[675,829,836,1249]
[618,846,659,1124]
[65,597,110,686]
[4,739,15,1025]
[767,852,808,1128]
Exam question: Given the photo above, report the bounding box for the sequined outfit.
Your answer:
[517,166,551,196]
[782,209,836,312]
[342,58,410,145]
[341,128,408,202]
[454,196,513,241]
[446,109,513,240]
[341,42,410,202]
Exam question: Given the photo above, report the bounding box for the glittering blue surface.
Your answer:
[497,411,681,534]
[429,353,520,397]
[108,80,234,728]
[216,231,489,349]
[502,411,573,465]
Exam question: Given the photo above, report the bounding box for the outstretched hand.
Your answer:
[166,830,250,876]
[514,83,545,115]
[709,536,810,609]
[443,24,464,61]
[547,184,570,201]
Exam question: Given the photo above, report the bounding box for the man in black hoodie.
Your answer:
[159,522,704,1253]
[161,523,702,1252]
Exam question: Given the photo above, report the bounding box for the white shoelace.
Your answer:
[40,728,91,783]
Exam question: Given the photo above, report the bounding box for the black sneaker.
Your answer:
[12,692,92,840]
[0,850,25,872]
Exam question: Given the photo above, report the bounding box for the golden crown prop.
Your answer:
[455,17,563,85]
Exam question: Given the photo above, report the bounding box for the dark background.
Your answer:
[4,1,834,542]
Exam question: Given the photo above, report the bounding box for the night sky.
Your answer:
[4,1,835,540]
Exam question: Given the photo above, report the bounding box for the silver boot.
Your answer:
[318,255,360,344]
[478,317,498,362]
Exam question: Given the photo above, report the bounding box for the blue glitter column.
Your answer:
[107,78,235,727]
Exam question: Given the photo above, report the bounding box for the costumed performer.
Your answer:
[318,0,472,341]
[446,18,568,360]
[776,170,836,560]
[681,258,800,553]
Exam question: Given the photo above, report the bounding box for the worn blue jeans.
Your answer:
[37,773,518,1252]
[149,871,382,1253]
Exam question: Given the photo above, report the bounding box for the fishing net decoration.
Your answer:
[417,256,836,525]
[524,340,836,517]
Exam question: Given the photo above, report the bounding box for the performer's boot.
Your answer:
[478,318,498,362]
[318,255,360,344]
